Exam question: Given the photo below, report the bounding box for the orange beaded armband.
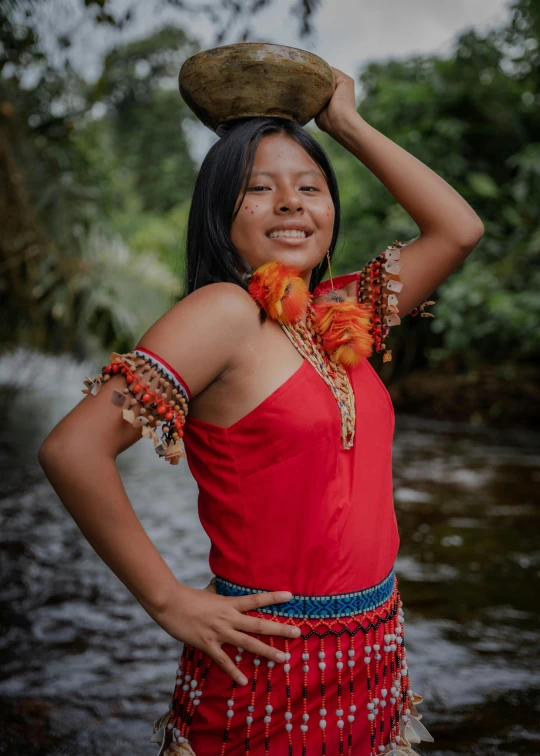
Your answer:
[358,240,436,363]
[82,346,191,465]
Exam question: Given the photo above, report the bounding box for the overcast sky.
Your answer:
[32,0,512,161]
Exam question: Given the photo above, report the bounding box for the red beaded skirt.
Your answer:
[150,568,434,756]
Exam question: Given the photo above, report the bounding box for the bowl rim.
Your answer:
[179,41,332,74]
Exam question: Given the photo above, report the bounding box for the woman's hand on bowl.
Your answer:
[315,67,360,137]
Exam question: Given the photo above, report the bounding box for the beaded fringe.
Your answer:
[150,580,434,756]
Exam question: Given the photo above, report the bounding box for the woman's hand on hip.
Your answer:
[154,581,301,686]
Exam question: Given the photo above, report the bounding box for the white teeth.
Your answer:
[268,230,307,238]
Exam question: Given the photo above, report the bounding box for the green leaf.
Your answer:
[467,172,499,198]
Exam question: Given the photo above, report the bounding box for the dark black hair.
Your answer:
[183,116,341,305]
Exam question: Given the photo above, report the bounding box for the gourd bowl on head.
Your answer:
[178,42,335,135]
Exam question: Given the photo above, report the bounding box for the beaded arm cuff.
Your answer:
[358,240,436,363]
[82,346,190,466]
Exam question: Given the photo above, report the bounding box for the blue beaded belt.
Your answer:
[214,567,396,619]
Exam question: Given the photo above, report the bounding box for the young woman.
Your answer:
[38,68,483,756]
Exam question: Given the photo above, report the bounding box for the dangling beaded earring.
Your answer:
[326,249,337,297]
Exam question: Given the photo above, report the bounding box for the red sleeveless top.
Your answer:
[182,272,399,595]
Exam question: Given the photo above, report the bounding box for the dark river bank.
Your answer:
[1,348,539,755]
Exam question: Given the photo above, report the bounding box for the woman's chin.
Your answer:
[262,243,321,269]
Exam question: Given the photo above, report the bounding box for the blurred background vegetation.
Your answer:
[2,7,539,752]
[1,0,539,426]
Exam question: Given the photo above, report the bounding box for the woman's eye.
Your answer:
[248,185,320,192]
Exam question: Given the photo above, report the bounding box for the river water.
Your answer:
[1,347,539,755]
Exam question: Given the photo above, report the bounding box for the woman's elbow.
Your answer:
[458,215,485,251]
[38,428,77,473]
[38,434,63,473]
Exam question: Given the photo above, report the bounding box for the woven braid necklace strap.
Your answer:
[280,302,356,450]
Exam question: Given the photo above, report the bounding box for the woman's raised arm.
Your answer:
[37,282,301,685]
[316,68,485,318]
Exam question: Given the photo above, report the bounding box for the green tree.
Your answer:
[95,27,199,214]
[0,19,199,352]
[316,0,540,371]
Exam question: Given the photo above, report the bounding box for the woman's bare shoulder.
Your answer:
[172,281,258,320]
[136,282,260,399]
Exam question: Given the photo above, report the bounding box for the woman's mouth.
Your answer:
[266,230,313,243]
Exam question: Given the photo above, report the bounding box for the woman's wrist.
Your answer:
[139,575,193,623]
[330,111,371,154]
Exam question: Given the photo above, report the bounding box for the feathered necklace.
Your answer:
[247,259,374,450]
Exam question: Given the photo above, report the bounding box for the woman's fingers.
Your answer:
[232,590,293,614]
[231,592,301,641]
[226,627,297,664]
[210,644,250,686]
[235,611,301,641]
[179,588,301,686]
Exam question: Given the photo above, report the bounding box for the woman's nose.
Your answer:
[276,192,304,213]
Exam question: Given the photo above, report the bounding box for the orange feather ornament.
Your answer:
[247,260,374,367]
[311,297,373,367]
[247,260,310,324]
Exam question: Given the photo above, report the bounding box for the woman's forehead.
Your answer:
[250,136,324,177]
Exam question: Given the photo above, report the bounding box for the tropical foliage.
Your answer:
[1,0,539,403]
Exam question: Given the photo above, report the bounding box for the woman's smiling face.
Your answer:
[230,132,335,283]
